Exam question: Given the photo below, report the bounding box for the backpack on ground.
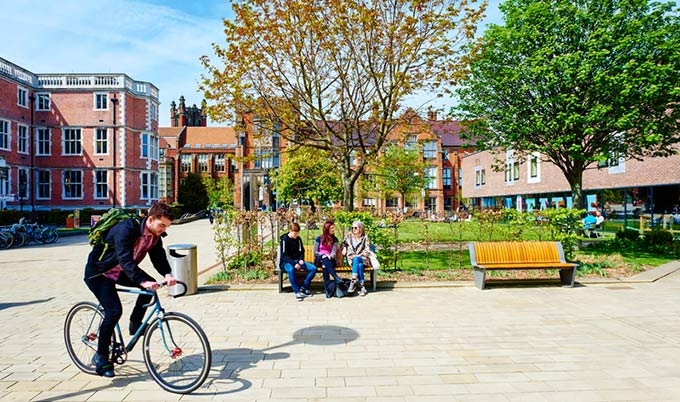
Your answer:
[88,208,140,259]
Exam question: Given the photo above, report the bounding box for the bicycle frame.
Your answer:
[111,287,163,356]
[97,282,187,363]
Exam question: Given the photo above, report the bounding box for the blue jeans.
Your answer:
[351,257,365,284]
[283,262,317,292]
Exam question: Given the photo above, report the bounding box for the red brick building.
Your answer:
[461,148,680,218]
[0,57,161,211]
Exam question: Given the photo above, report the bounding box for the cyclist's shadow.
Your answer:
[196,325,360,396]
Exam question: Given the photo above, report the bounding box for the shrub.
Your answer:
[616,228,640,242]
[643,227,673,246]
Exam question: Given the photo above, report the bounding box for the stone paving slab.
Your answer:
[1,219,680,401]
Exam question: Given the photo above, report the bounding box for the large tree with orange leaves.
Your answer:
[201,0,485,211]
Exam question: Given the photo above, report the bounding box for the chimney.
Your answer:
[427,109,437,121]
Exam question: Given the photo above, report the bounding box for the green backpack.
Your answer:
[88,208,141,259]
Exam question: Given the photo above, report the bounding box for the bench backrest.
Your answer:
[469,241,566,265]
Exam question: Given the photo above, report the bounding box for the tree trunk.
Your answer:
[342,175,355,212]
[566,172,584,211]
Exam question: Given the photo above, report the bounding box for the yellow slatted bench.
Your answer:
[468,241,578,290]
[276,248,376,293]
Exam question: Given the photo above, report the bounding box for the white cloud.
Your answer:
[0,0,228,126]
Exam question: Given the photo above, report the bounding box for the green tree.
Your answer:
[203,176,234,209]
[201,0,485,211]
[374,145,428,210]
[277,147,342,206]
[178,172,209,213]
[455,0,680,209]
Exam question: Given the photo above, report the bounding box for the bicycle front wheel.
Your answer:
[64,302,103,375]
[143,312,211,394]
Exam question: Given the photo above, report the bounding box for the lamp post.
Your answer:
[29,93,35,214]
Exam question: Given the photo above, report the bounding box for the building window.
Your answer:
[505,151,521,182]
[475,167,486,188]
[95,128,108,155]
[36,170,51,199]
[94,170,108,199]
[426,197,437,211]
[62,128,82,155]
[37,128,51,156]
[63,170,83,199]
[405,135,418,151]
[141,134,149,158]
[386,197,398,207]
[18,168,29,199]
[362,198,377,207]
[0,119,9,150]
[150,103,158,121]
[17,86,28,108]
[198,154,209,172]
[424,167,437,189]
[94,93,108,110]
[181,154,192,172]
[254,148,279,169]
[141,171,159,200]
[36,93,50,111]
[215,154,225,172]
[17,125,28,154]
[528,153,541,183]
[443,168,452,190]
[159,165,171,198]
[141,133,159,160]
[423,141,437,159]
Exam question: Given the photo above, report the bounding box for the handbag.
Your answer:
[368,251,380,270]
[335,279,350,298]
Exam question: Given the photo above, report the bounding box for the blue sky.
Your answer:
[0,0,502,127]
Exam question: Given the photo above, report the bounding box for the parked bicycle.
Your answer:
[64,281,211,394]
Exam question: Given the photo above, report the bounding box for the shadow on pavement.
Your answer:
[196,325,360,396]
[0,297,54,311]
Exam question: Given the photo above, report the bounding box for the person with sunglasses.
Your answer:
[342,220,371,296]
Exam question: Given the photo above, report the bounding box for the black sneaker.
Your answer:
[129,321,142,336]
[91,353,114,378]
[300,287,312,297]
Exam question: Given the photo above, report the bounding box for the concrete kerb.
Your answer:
[196,260,680,293]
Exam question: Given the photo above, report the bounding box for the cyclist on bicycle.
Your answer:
[84,201,177,378]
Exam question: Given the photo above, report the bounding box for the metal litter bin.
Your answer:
[168,244,198,296]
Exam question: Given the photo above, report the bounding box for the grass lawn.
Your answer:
[214,218,678,284]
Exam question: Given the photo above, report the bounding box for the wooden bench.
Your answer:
[468,241,578,290]
[276,248,376,293]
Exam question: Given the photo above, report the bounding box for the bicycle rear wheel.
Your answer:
[143,312,211,394]
[64,302,103,375]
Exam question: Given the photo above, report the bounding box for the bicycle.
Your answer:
[63,281,211,394]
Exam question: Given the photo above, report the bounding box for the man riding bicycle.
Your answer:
[84,202,177,378]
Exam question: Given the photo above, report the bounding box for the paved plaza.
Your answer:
[1,219,680,401]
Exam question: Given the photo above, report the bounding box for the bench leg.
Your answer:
[278,271,284,293]
[371,270,376,291]
[473,266,486,290]
[559,267,576,287]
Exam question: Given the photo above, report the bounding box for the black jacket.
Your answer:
[279,233,305,270]
[85,217,171,285]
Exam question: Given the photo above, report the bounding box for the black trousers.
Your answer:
[316,256,342,297]
[84,271,154,356]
